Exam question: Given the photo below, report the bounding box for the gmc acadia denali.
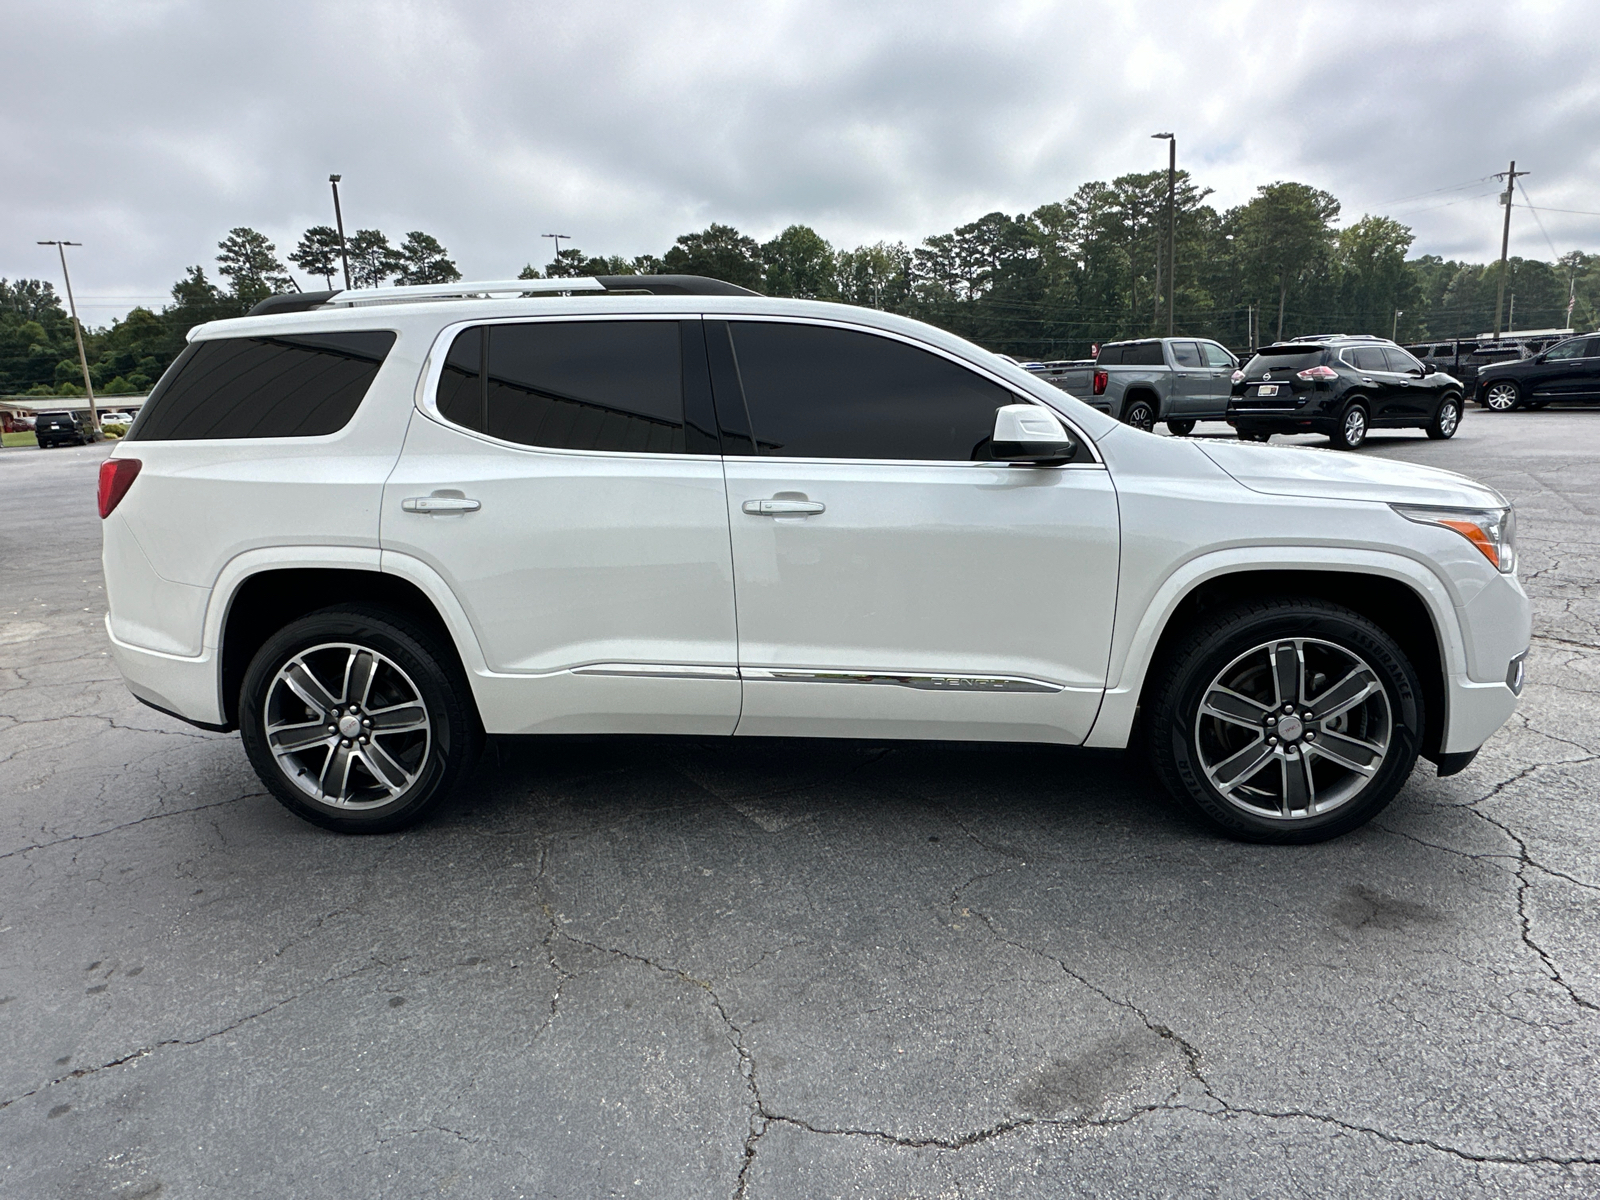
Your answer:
[99,275,1530,842]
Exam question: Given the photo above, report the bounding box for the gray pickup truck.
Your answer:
[1025,337,1240,434]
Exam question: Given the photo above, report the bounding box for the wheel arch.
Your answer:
[215,564,477,730]
[1087,559,1460,764]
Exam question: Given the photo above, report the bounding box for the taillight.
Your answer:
[1297,364,1339,381]
[1092,370,1108,395]
[1230,369,1245,384]
[98,457,141,518]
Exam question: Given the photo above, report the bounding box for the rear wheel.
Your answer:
[1426,395,1461,440]
[1148,598,1423,843]
[1122,398,1156,432]
[1329,402,1368,450]
[239,604,481,833]
[1166,419,1196,436]
[1482,381,1520,412]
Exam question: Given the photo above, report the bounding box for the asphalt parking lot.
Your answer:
[2,415,1597,1199]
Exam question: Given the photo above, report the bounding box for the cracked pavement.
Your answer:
[2,417,1598,1198]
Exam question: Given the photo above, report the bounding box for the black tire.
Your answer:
[1166,419,1196,436]
[1481,381,1520,412]
[1526,400,1549,411]
[1148,597,1423,844]
[1239,431,1271,443]
[1122,398,1156,432]
[1329,402,1369,450]
[1426,394,1461,440]
[239,604,482,833]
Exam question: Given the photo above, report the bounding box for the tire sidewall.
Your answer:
[1124,400,1155,431]
[239,607,474,833]
[1430,396,1461,439]
[1334,402,1368,449]
[1484,382,1519,411]
[1155,604,1422,843]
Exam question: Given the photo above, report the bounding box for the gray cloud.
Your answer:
[3,0,1596,321]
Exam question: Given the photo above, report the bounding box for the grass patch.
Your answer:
[2,431,38,448]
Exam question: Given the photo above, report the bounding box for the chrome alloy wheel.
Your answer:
[1194,638,1392,821]
[263,642,431,807]
[1484,382,1519,412]
[1437,400,1460,436]
[1342,406,1367,446]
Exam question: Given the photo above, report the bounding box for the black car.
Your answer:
[1227,335,1464,450]
[34,410,92,448]
[1476,333,1600,411]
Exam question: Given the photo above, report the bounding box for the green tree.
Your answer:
[761,225,836,299]
[216,227,293,304]
[834,242,912,311]
[290,226,344,288]
[661,224,763,290]
[396,232,461,285]
[347,230,401,288]
[1235,183,1341,340]
[544,248,637,278]
[1334,216,1421,338]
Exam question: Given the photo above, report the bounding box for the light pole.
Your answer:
[37,240,99,433]
[542,233,572,272]
[1392,309,1404,339]
[1151,133,1176,336]
[329,175,351,290]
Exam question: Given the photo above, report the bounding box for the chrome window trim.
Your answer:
[414,311,1104,468]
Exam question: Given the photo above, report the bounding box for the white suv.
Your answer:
[98,275,1530,842]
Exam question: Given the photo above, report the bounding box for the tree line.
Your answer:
[4,174,1596,397]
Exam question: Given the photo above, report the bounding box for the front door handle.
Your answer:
[402,494,482,514]
[743,498,825,517]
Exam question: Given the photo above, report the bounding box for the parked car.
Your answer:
[1228,335,1465,450]
[34,410,93,448]
[99,275,1528,844]
[1029,338,1239,434]
[1475,333,1600,411]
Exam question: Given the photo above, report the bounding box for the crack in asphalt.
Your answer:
[0,792,261,862]
[0,956,409,1112]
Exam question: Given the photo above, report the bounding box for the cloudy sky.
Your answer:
[4,0,1597,323]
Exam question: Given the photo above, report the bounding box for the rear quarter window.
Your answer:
[127,330,397,441]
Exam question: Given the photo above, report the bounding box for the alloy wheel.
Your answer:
[1125,402,1155,432]
[1438,400,1459,436]
[1194,638,1392,822]
[1343,407,1367,447]
[1484,382,1519,412]
[263,641,432,807]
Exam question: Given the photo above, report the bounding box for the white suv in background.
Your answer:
[99,275,1529,842]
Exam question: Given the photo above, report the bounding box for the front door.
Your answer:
[1528,337,1597,400]
[1382,346,1433,419]
[382,316,741,735]
[1200,341,1238,417]
[1167,341,1212,417]
[710,319,1120,744]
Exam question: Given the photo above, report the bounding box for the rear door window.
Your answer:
[727,321,1013,460]
[1170,341,1203,368]
[129,330,397,440]
[434,320,690,454]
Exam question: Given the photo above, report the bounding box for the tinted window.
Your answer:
[1244,349,1323,375]
[1095,345,1122,365]
[129,331,396,441]
[728,322,1012,460]
[436,321,687,453]
[1201,343,1235,368]
[1170,341,1203,368]
[1384,347,1424,373]
[1545,338,1586,360]
[1122,342,1164,366]
[1347,346,1389,372]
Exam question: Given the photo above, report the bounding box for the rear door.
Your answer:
[1166,341,1212,417]
[1345,346,1400,419]
[713,318,1119,744]
[380,316,741,736]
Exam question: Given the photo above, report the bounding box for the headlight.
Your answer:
[1392,504,1516,573]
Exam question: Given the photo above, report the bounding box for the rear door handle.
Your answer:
[742,499,825,517]
[402,495,481,514]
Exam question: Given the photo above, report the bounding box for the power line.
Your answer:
[1516,202,1600,218]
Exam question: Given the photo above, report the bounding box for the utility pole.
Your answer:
[1152,133,1176,335]
[1393,309,1403,339]
[37,240,99,433]
[1491,160,1529,340]
[329,175,351,290]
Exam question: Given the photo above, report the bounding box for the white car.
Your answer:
[97,275,1530,842]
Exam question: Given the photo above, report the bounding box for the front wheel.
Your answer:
[1329,403,1368,450]
[1166,419,1196,437]
[1122,399,1156,432]
[1148,598,1423,843]
[239,604,482,832]
[1426,395,1461,440]
[1482,381,1520,412]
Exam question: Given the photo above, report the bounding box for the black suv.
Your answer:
[1227,336,1464,450]
[34,410,93,448]
[1476,333,1600,411]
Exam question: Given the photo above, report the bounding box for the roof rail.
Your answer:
[246,274,761,317]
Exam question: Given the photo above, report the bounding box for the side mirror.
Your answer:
[992,403,1076,462]
[1534,352,1547,363]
